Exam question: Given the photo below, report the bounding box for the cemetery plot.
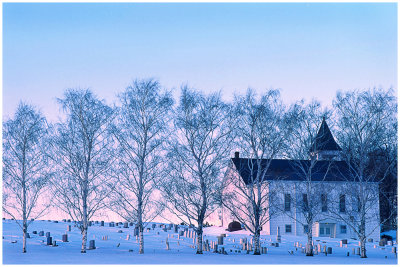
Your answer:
[2,219,397,265]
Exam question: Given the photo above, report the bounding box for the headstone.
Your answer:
[101,221,104,226]
[53,220,58,223]
[67,219,71,222]
[39,231,44,236]
[88,221,92,227]
[52,240,57,247]
[134,228,139,236]
[174,224,178,233]
[379,241,385,246]
[356,247,360,255]
[26,233,30,238]
[152,224,156,229]
[33,231,37,234]
[46,232,51,238]
[368,238,373,242]
[179,230,184,236]
[217,235,224,245]
[109,222,114,227]
[62,234,68,242]
[62,219,66,222]
[46,236,52,246]
[67,225,71,232]
[166,237,170,250]
[341,239,347,244]
[276,226,281,243]
[118,230,123,233]
[327,247,332,254]
[129,222,134,226]
[89,240,96,250]
[392,247,397,254]
[124,222,128,228]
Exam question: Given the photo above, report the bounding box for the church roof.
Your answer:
[309,117,342,152]
[231,157,352,185]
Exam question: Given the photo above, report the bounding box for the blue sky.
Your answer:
[3,3,397,121]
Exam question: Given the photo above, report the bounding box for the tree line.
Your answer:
[3,79,397,258]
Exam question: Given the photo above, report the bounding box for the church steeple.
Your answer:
[309,117,342,160]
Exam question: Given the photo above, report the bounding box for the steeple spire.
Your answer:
[310,117,342,160]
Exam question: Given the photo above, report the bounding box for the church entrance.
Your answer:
[319,223,335,237]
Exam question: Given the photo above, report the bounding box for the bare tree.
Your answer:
[160,86,233,254]
[49,89,115,253]
[281,100,335,256]
[331,88,397,258]
[223,89,289,255]
[109,79,174,254]
[3,102,52,253]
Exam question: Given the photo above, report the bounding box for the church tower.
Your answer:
[309,117,342,160]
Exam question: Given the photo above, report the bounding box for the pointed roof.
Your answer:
[309,117,342,152]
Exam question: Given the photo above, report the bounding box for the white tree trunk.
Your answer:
[196,226,203,254]
[253,229,261,255]
[306,227,313,256]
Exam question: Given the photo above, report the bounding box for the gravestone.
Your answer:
[152,224,156,229]
[217,235,224,245]
[129,222,134,226]
[179,230,184,236]
[46,236,52,246]
[62,234,68,242]
[88,221,92,227]
[46,232,51,238]
[62,219,66,222]
[134,228,139,236]
[379,241,385,246]
[67,225,71,232]
[341,239,347,244]
[33,231,37,234]
[118,230,123,233]
[368,238,373,242]
[327,247,332,254]
[392,247,397,254]
[52,241,57,247]
[174,224,178,233]
[109,222,114,227]
[356,247,360,255]
[276,226,281,243]
[124,222,128,228]
[39,231,44,236]
[89,240,96,250]
[53,220,58,223]
[26,233,30,239]
[101,221,104,226]
[67,219,71,222]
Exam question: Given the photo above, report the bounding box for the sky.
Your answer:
[2,2,398,122]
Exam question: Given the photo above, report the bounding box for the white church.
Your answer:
[217,118,381,241]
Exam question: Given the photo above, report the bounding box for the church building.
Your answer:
[219,118,380,240]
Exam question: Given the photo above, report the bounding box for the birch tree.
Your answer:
[160,86,233,254]
[109,79,173,254]
[331,88,397,258]
[281,100,335,256]
[3,102,52,253]
[49,89,115,253]
[223,89,289,255]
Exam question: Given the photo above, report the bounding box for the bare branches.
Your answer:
[49,89,115,253]
[3,102,52,253]
[160,86,233,254]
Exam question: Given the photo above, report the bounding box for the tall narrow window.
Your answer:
[284,193,291,211]
[303,194,308,211]
[321,194,328,212]
[339,194,346,212]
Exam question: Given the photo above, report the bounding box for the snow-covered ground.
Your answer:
[2,219,397,265]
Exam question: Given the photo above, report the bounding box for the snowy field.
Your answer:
[2,219,397,265]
